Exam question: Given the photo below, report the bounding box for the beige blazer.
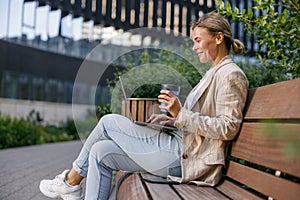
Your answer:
[170,56,248,186]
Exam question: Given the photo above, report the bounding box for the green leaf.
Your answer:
[271,37,275,45]
[261,19,267,26]
[283,8,288,17]
[226,1,232,11]
[280,16,286,24]
[253,6,259,11]
[258,54,262,60]
[247,7,253,18]
[234,7,240,14]
[217,0,225,10]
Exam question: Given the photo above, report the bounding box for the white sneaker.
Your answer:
[39,170,84,200]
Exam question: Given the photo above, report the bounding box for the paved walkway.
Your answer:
[0,141,117,200]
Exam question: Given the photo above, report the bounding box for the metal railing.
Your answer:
[52,0,215,37]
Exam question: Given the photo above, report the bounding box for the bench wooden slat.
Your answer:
[131,100,137,121]
[145,100,153,121]
[173,184,228,200]
[226,161,300,200]
[231,122,300,177]
[216,180,262,200]
[244,78,300,120]
[141,173,181,199]
[121,100,130,119]
[145,99,159,121]
[117,172,149,200]
[138,100,145,122]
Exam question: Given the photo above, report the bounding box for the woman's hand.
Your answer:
[146,114,175,126]
[158,90,182,118]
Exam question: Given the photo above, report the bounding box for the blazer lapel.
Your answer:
[185,69,215,109]
[186,58,234,110]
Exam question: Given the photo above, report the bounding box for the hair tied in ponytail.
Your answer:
[232,39,244,54]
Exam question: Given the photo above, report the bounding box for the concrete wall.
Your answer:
[0,98,94,125]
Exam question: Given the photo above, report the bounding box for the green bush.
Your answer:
[0,113,41,148]
[217,0,300,78]
[106,44,209,113]
[109,47,208,96]
[96,104,112,119]
[0,112,76,149]
[238,59,290,88]
[60,119,79,140]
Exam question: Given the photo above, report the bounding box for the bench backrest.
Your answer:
[221,78,300,199]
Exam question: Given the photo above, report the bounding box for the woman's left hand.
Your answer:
[146,114,175,126]
[158,89,182,118]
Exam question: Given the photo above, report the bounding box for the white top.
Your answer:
[185,55,231,110]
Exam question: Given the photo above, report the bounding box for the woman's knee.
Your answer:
[97,114,130,138]
[99,113,130,125]
[89,140,120,164]
[94,114,119,138]
[99,114,122,125]
[89,140,142,171]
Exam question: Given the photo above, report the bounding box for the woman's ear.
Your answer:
[216,32,224,45]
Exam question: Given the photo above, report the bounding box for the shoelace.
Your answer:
[53,174,64,185]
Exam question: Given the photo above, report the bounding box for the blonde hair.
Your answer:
[192,12,244,54]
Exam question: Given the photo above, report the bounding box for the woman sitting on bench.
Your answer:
[39,12,248,200]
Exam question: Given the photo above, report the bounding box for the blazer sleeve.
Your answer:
[174,70,248,141]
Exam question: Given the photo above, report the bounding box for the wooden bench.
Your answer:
[117,78,300,200]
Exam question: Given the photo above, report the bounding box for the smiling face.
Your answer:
[192,27,218,65]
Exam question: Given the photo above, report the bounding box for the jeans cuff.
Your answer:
[72,160,88,178]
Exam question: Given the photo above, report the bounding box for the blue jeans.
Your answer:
[72,114,182,200]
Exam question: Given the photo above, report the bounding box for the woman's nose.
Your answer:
[192,43,198,51]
